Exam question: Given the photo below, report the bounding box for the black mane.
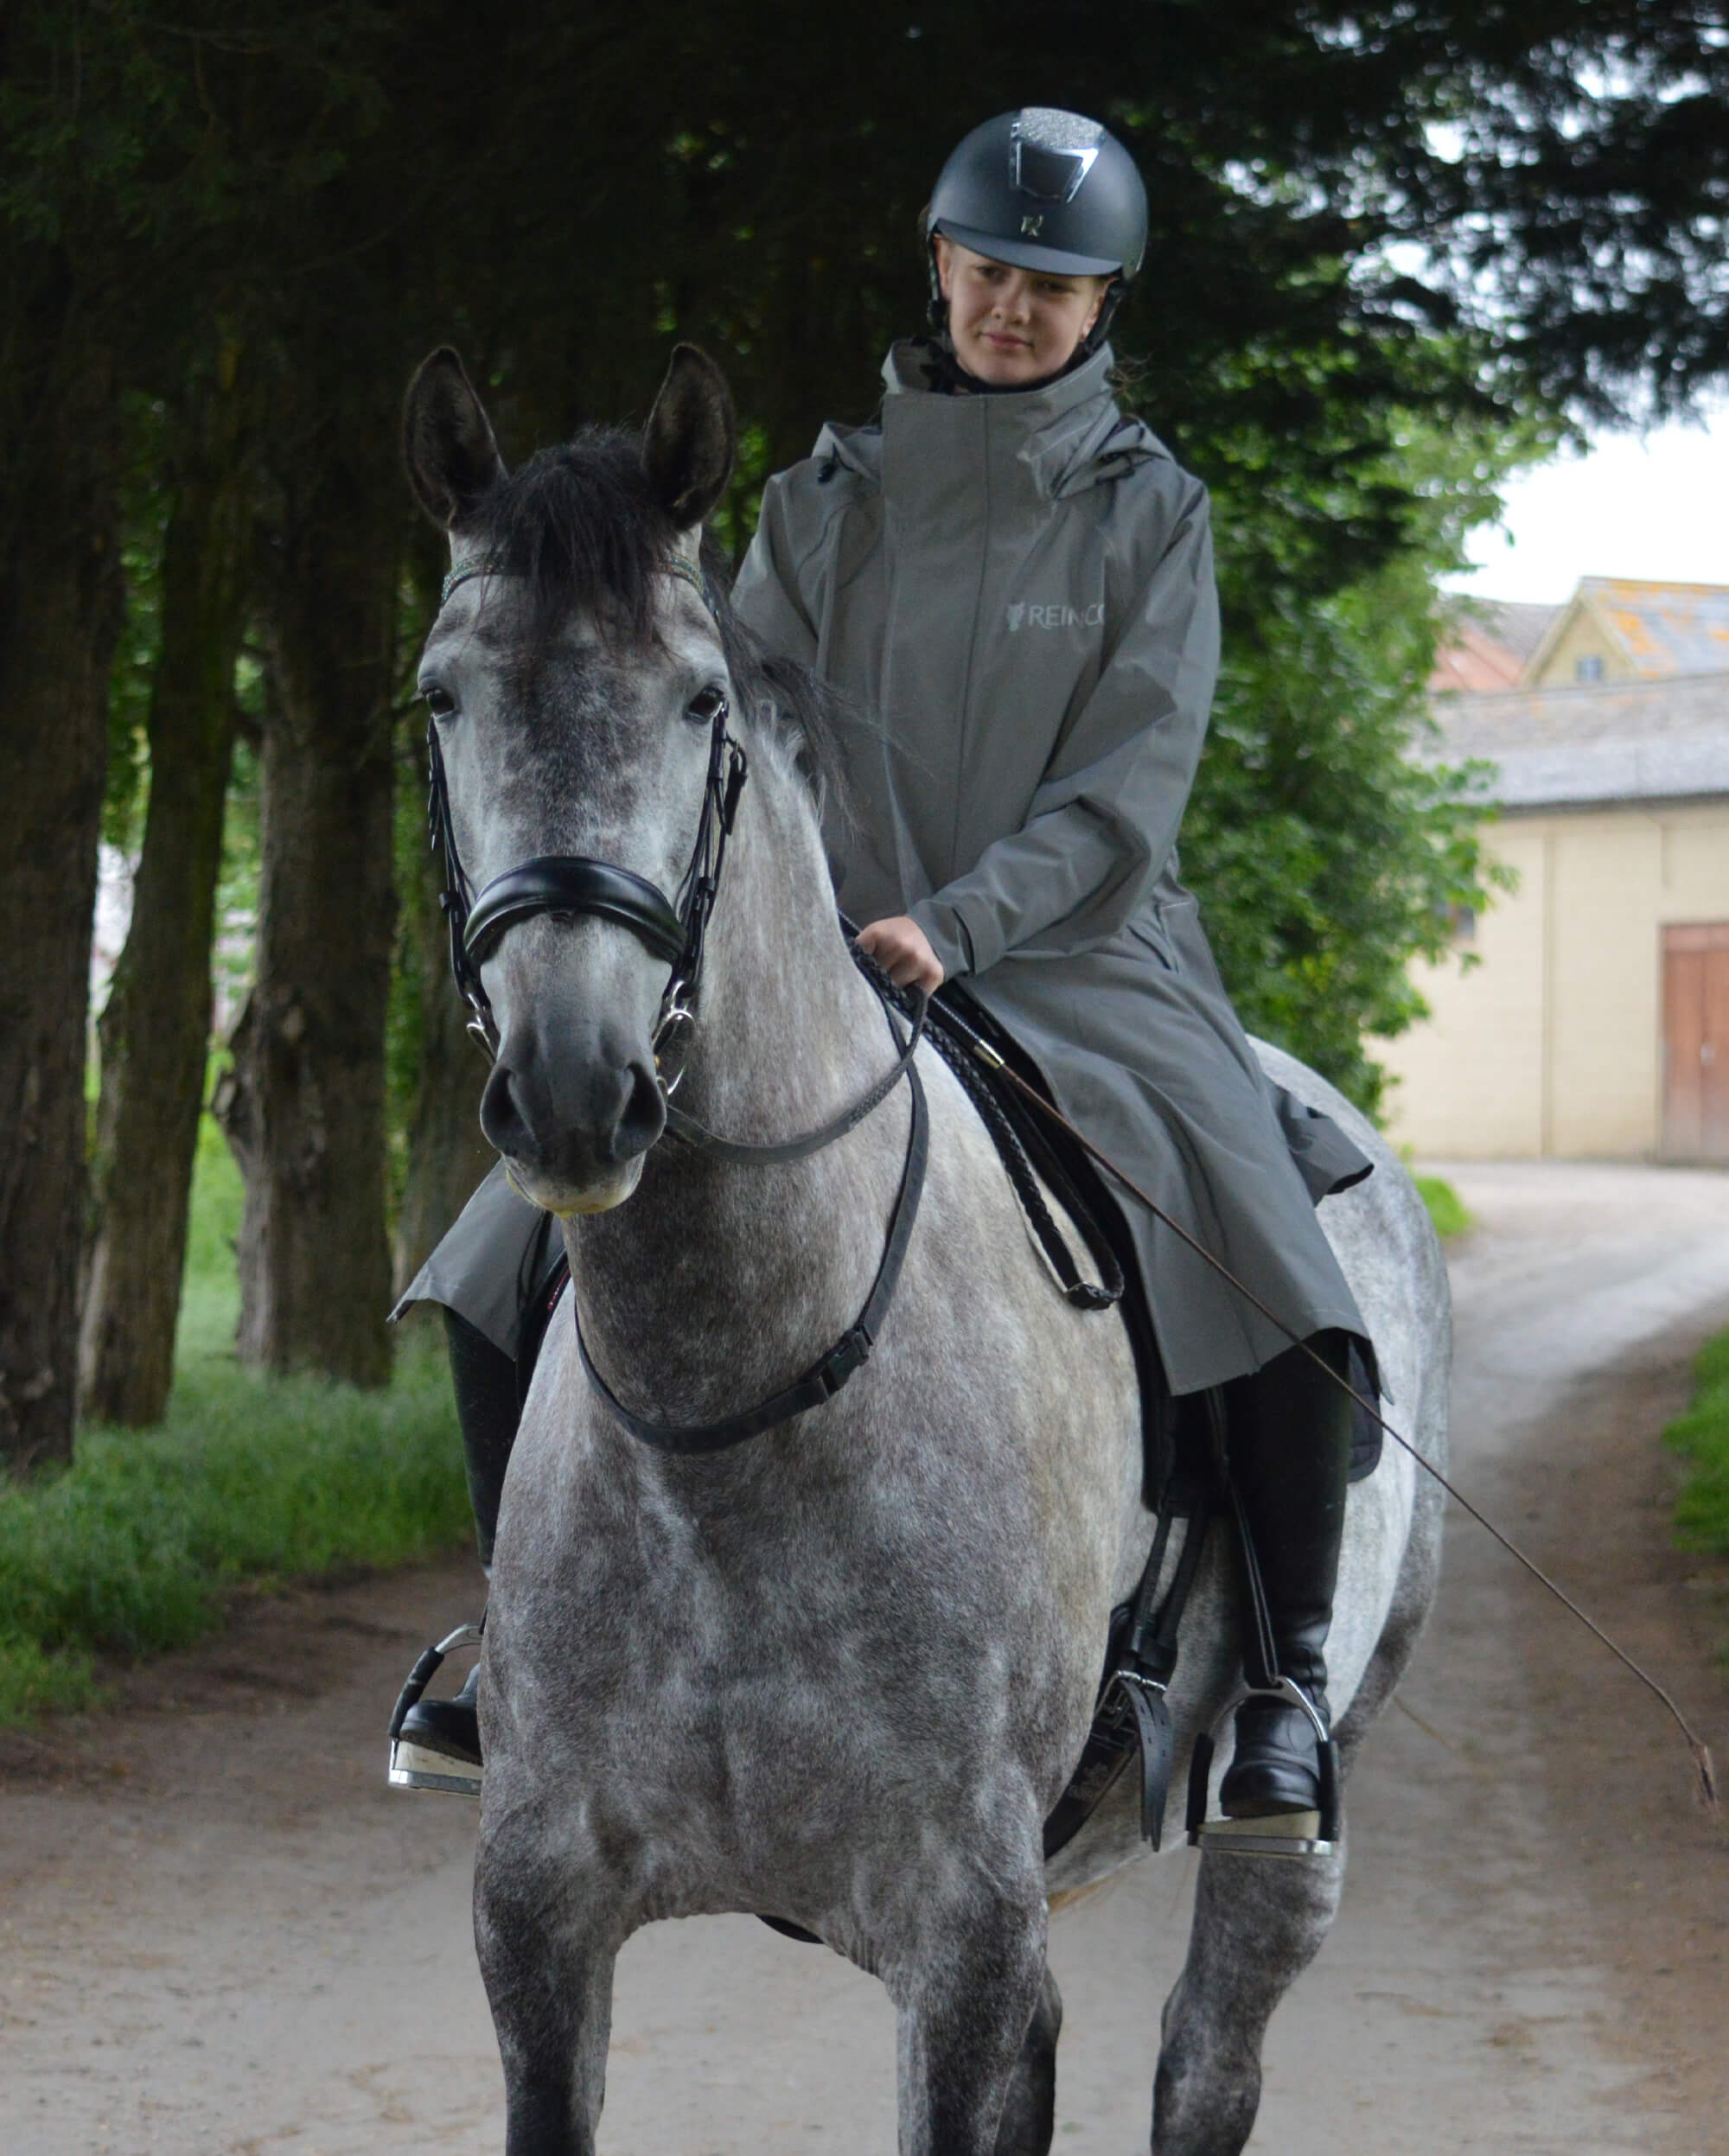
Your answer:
[476,428,849,809]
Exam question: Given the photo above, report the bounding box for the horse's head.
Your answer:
[404,344,738,1215]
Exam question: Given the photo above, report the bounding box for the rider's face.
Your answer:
[933,236,1109,388]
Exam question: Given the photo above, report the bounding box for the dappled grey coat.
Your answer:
[732,341,1371,1394]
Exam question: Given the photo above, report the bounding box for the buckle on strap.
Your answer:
[815,1328,872,1398]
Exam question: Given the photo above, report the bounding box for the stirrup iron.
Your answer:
[386,1623,484,1797]
[1185,1675,1339,1858]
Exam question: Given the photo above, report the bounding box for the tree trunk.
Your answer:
[79,380,249,1424]
[0,340,124,1473]
[214,460,399,1387]
[392,813,494,1298]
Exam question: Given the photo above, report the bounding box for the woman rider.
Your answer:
[395,108,1375,1828]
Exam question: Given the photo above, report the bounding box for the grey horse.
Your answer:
[402,343,1451,2156]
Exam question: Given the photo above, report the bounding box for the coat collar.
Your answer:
[815,341,1169,508]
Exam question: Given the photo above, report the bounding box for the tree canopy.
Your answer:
[5,0,1728,1452]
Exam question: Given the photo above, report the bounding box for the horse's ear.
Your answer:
[642,344,737,533]
[403,347,507,530]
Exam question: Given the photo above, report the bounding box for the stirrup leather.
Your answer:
[386,1623,484,1797]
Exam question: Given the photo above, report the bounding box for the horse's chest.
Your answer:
[494,1496,1053,1865]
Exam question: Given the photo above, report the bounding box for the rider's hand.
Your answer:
[857,915,945,994]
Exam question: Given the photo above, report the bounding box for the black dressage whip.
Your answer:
[932,1003,1720,1817]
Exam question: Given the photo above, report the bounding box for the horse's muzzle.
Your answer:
[480,1021,665,1215]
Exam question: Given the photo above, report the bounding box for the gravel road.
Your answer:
[3,1161,1726,2153]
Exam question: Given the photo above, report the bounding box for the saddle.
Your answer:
[924,981,1384,1506]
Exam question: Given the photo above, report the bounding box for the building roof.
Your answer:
[1429,601,1560,693]
[1525,577,1729,683]
[1425,669,1729,810]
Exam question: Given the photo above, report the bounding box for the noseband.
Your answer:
[423,549,930,1453]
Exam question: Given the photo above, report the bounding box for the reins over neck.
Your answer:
[424,548,935,1451]
[574,997,931,1455]
[929,1000,1720,1819]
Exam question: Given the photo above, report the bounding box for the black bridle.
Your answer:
[428,556,749,1075]
[424,552,928,1451]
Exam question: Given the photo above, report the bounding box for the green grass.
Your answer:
[1413,1172,1473,1241]
[1665,1329,1729,1572]
[0,1113,470,1725]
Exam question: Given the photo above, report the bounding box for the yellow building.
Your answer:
[1377,584,1729,1162]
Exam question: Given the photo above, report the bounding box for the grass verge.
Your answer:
[1413,1172,1473,1241]
[0,1116,469,1725]
[1665,1332,1729,1642]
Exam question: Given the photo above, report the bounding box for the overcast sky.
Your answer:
[1443,398,1729,605]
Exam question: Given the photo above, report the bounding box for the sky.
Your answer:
[1444,399,1729,605]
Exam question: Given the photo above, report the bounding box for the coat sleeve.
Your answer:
[730,471,820,667]
[908,474,1220,979]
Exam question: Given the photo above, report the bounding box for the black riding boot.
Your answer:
[1216,1330,1354,1820]
[394,1311,520,1772]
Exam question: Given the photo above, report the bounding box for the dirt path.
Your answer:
[3,1161,1726,2153]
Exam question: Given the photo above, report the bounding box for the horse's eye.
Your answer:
[686,686,728,726]
[423,685,456,720]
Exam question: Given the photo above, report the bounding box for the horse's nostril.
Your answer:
[482,1036,662,1181]
[613,1060,667,1162]
[479,1059,526,1158]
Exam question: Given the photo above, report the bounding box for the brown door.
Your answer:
[1662,924,1729,1159]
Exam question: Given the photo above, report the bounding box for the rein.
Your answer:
[930,1002,1720,1816]
[424,551,932,1451]
[575,1006,930,1455]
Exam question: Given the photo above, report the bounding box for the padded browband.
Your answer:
[463,857,686,970]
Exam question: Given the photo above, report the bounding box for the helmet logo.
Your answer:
[1020,214,1043,238]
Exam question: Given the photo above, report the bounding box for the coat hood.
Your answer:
[811,340,1171,505]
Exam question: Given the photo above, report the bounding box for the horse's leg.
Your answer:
[1152,1841,1346,2156]
[991,1961,1062,2156]
[892,1882,1049,2156]
[473,1837,618,2156]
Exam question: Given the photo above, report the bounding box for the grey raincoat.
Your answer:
[731,341,1371,1395]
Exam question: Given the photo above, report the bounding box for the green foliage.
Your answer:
[14,0,1729,1453]
[180,1100,245,1315]
[1413,1175,1473,1241]
[1180,415,1532,1113]
[0,1096,469,1724]
[0,1350,467,1724]
[1666,1330,1729,1575]
[0,1630,102,1722]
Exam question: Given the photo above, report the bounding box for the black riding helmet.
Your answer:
[927,108,1148,359]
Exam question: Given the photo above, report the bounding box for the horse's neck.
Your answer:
[669,748,884,1143]
[567,742,909,1429]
